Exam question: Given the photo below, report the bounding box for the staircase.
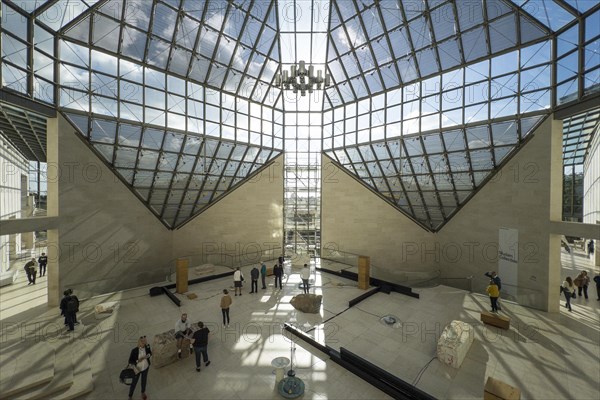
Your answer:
[0,334,94,400]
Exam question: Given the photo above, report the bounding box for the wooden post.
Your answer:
[175,258,189,294]
[357,256,370,290]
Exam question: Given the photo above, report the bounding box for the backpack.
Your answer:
[66,296,78,313]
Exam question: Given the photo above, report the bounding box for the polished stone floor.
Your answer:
[1,248,599,399]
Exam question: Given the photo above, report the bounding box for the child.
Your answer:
[486,279,500,312]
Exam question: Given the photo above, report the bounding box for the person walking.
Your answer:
[24,258,36,285]
[191,321,211,372]
[38,252,48,277]
[260,261,267,289]
[484,271,502,310]
[273,263,283,290]
[250,266,259,293]
[593,273,600,301]
[300,264,310,294]
[588,239,594,259]
[174,313,193,359]
[220,289,232,326]
[562,277,575,312]
[574,271,590,300]
[59,289,78,331]
[486,279,500,312]
[127,335,152,400]
[67,289,80,325]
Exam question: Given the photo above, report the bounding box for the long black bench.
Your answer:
[283,323,436,400]
[317,267,420,298]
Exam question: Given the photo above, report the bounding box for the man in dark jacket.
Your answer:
[593,273,600,301]
[60,290,78,331]
[274,263,283,290]
[38,253,48,276]
[250,266,259,293]
[24,258,36,285]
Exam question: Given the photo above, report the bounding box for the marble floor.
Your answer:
[1,250,599,400]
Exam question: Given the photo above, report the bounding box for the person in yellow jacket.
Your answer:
[486,280,500,313]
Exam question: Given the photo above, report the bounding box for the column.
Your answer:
[176,258,189,294]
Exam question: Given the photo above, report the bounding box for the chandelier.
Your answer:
[275,61,331,96]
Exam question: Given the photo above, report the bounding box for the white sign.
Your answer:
[498,228,518,298]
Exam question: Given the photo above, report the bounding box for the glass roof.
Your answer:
[1,0,599,231]
[325,114,547,230]
[324,0,551,108]
[63,111,281,228]
[62,0,282,105]
[562,107,600,166]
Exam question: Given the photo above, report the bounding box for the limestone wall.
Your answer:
[173,154,284,268]
[55,113,172,299]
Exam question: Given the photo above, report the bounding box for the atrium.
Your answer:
[0,0,599,399]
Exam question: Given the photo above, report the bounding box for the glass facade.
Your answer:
[1,0,599,234]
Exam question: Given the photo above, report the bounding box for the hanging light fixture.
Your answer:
[275,61,331,96]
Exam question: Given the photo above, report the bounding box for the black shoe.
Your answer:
[178,352,182,359]
[196,367,201,372]
[205,361,211,367]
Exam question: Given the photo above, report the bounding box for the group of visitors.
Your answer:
[127,254,309,397]
[233,256,296,296]
[562,271,600,311]
[127,314,212,399]
[22,253,48,285]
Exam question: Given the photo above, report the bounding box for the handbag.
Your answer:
[571,291,576,298]
[119,366,137,385]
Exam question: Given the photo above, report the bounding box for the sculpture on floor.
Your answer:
[289,294,322,314]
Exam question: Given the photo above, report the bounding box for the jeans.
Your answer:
[261,273,266,289]
[275,275,283,289]
[251,279,258,293]
[490,296,498,312]
[302,279,309,294]
[194,345,209,368]
[222,308,230,325]
[564,291,572,310]
[128,367,149,397]
[65,311,75,330]
[39,264,46,276]
[577,285,588,299]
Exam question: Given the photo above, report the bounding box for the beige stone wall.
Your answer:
[173,154,284,268]
[55,113,172,299]
[321,117,562,311]
[438,117,562,310]
[320,154,437,281]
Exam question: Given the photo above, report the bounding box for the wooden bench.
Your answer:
[480,312,510,330]
[484,377,521,400]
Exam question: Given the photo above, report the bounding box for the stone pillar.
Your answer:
[357,255,370,290]
[21,231,34,250]
[176,258,189,294]
[8,233,19,259]
[47,229,60,306]
[547,117,564,313]
[47,116,60,307]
